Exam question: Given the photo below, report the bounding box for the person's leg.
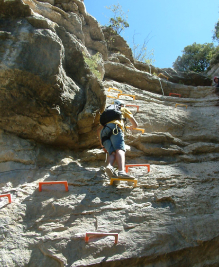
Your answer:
[110,126,125,167]
[107,124,134,179]
[110,127,128,176]
[107,152,116,167]
[105,152,118,177]
[101,125,118,177]
[111,130,135,179]
[112,135,135,179]
[115,149,125,172]
[116,150,135,179]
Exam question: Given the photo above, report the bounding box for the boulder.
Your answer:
[0,2,105,149]
[102,26,134,62]
[134,60,157,74]
[207,63,219,83]
[0,0,31,18]
[157,67,212,86]
[134,61,212,87]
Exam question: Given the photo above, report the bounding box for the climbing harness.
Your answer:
[101,124,121,144]
[101,124,121,162]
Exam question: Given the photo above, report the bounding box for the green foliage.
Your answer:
[105,3,129,35]
[210,45,219,65]
[83,52,102,80]
[213,20,219,43]
[132,32,155,65]
[105,4,155,64]
[173,42,216,72]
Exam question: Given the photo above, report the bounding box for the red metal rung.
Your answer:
[85,232,118,244]
[169,93,181,97]
[39,181,68,192]
[0,194,11,203]
[125,164,150,173]
[125,104,140,112]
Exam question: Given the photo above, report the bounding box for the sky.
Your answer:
[84,0,219,69]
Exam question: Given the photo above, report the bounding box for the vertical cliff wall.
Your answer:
[0,1,219,267]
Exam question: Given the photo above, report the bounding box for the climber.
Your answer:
[97,99,138,179]
[213,76,219,87]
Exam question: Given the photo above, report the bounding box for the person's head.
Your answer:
[114,99,125,107]
[214,76,219,83]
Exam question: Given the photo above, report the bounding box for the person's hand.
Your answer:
[102,147,107,153]
[100,145,107,153]
[128,125,135,130]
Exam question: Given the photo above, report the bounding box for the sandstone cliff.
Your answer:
[0,1,219,267]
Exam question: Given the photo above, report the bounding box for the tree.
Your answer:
[132,31,155,65]
[213,19,219,43]
[105,4,155,64]
[210,17,219,66]
[173,42,216,72]
[105,3,129,35]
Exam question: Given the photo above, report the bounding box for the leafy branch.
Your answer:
[105,3,129,35]
[132,31,155,64]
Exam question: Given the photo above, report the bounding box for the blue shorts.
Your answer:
[101,123,126,155]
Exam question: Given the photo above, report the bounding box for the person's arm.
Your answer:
[127,116,138,130]
[123,107,138,130]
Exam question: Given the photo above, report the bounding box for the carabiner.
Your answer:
[113,125,119,135]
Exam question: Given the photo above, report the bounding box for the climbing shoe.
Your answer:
[117,171,135,179]
[105,165,118,178]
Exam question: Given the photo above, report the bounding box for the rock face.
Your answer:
[156,68,212,86]
[0,0,106,149]
[207,63,219,82]
[102,26,134,62]
[0,1,219,267]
